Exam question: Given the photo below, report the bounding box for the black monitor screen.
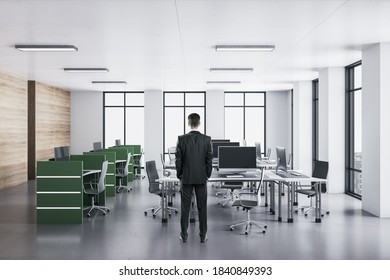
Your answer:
[212,142,239,158]
[115,139,121,146]
[276,146,287,173]
[218,146,256,171]
[93,142,102,151]
[212,139,230,143]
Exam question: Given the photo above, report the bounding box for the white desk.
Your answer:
[264,170,327,223]
[156,175,180,223]
[83,169,101,177]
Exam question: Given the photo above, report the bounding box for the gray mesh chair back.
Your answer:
[124,153,131,176]
[255,142,262,160]
[266,148,271,159]
[146,160,160,193]
[168,147,176,162]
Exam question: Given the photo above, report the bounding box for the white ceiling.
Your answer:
[0,0,389,92]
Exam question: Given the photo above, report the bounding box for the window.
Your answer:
[312,79,319,165]
[163,92,206,159]
[103,92,144,148]
[224,92,266,153]
[345,61,362,198]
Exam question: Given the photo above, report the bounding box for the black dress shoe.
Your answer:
[200,235,208,243]
[180,233,187,243]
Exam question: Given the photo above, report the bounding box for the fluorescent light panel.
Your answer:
[215,45,275,52]
[64,68,109,73]
[92,81,127,84]
[15,44,78,52]
[207,81,241,84]
[210,68,253,73]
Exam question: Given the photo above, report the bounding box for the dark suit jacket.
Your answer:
[175,131,213,185]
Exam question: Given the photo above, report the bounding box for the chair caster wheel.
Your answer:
[175,210,178,214]
[236,207,240,210]
[321,214,324,217]
[301,208,304,212]
[107,209,110,212]
[326,211,330,215]
[264,225,267,229]
[229,228,234,231]
[304,213,308,217]
[262,230,266,234]
[152,209,155,213]
[103,212,106,215]
[127,189,130,192]
[152,215,156,218]
[144,212,147,216]
[87,214,91,217]
[294,210,298,213]
[168,214,171,217]
[245,231,248,235]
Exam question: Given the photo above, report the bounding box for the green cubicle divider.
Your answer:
[84,151,116,197]
[108,147,134,185]
[36,161,83,224]
[123,145,142,175]
[70,154,106,207]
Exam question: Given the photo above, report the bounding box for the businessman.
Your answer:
[175,113,213,243]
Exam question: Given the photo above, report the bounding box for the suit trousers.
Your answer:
[180,183,207,238]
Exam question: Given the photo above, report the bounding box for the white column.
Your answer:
[70,91,103,154]
[144,90,163,170]
[318,67,345,193]
[206,90,224,138]
[362,43,390,217]
[293,81,312,175]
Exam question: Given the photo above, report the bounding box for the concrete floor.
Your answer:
[1,176,390,260]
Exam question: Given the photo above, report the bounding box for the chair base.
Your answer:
[229,210,267,234]
[83,197,110,217]
[297,205,330,217]
[144,206,179,217]
[116,178,132,193]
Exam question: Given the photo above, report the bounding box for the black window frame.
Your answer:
[224,91,267,156]
[345,61,362,199]
[312,79,319,166]
[163,91,206,158]
[103,91,144,148]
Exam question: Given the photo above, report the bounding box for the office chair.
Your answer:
[295,160,329,217]
[83,161,110,217]
[230,168,267,234]
[144,160,178,217]
[167,147,176,164]
[217,182,243,207]
[116,153,132,193]
[133,151,145,179]
[264,148,271,160]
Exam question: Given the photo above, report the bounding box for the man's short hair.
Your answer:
[188,113,200,128]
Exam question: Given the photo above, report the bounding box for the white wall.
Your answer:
[293,81,312,175]
[266,90,290,160]
[206,90,224,138]
[144,90,163,170]
[70,91,103,154]
[319,67,345,193]
[362,43,390,217]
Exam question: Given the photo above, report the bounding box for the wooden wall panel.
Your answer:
[0,71,27,190]
[36,82,70,162]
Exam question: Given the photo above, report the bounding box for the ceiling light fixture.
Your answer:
[210,68,253,73]
[215,45,275,52]
[64,68,109,73]
[92,81,127,84]
[207,81,241,84]
[15,44,78,52]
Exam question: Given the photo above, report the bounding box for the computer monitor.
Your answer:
[255,142,262,160]
[212,142,239,158]
[212,139,230,143]
[276,146,287,173]
[218,146,257,172]
[115,139,121,146]
[93,142,102,151]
